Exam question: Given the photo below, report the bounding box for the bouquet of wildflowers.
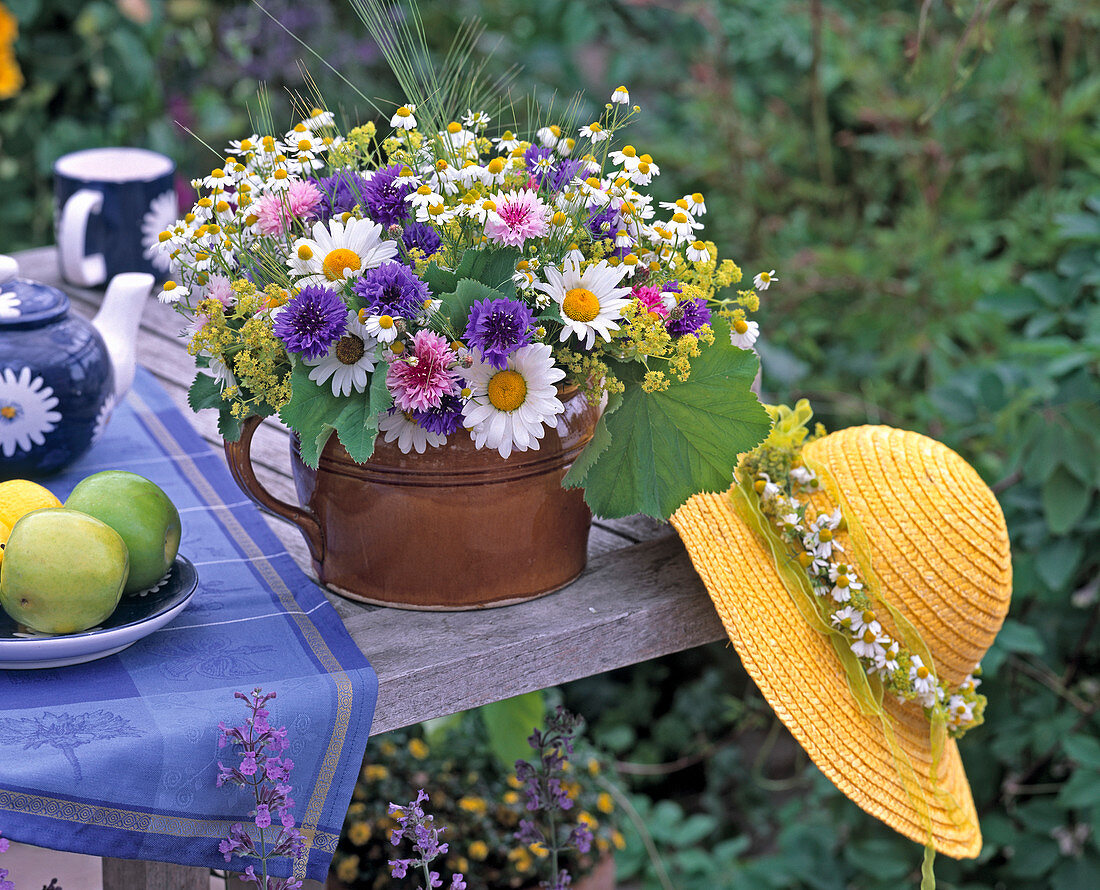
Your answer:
[156,4,771,520]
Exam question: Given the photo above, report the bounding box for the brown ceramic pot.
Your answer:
[224,387,599,609]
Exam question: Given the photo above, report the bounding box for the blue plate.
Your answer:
[0,555,198,669]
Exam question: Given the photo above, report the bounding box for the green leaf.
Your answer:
[1034,536,1084,592]
[423,261,457,296]
[580,331,771,519]
[440,278,506,335]
[480,691,545,770]
[1041,465,1092,535]
[333,398,380,463]
[217,410,242,443]
[453,247,521,295]
[1064,735,1100,770]
[188,373,226,412]
[561,391,622,489]
[278,364,346,468]
[1057,769,1100,809]
[992,619,1046,656]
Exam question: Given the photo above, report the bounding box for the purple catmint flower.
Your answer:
[464,297,533,369]
[666,297,711,337]
[353,261,431,319]
[390,859,413,879]
[273,285,348,359]
[0,868,11,890]
[362,163,414,228]
[450,876,467,890]
[254,804,272,829]
[402,221,442,258]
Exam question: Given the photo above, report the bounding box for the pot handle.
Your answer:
[223,415,325,564]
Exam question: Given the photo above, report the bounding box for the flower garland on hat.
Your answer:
[736,401,986,739]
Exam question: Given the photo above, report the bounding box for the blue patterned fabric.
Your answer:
[0,368,378,882]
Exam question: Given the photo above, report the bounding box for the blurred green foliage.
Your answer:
[2,0,1098,886]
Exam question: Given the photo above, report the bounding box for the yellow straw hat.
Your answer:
[671,420,1012,858]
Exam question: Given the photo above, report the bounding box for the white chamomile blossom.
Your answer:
[687,193,707,216]
[390,104,417,130]
[227,134,262,156]
[686,240,711,263]
[395,165,419,187]
[729,318,760,349]
[536,125,563,150]
[556,136,575,157]
[379,409,446,454]
[850,625,888,662]
[754,269,778,290]
[462,109,492,131]
[208,354,237,391]
[406,183,446,217]
[306,311,377,397]
[946,694,975,729]
[362,312,400,344]
[909,656,939,707]
[804,508,843,559]
[830,605,861,633]
[609,145,642,173]
[580,121,609,143]
[535,259,632,350]
[789,465,818,490]
[158,280,189,304]
[492,130,522,153]
[304,108,335,129]
[666,210,703,243]
[874,640,901,676]
[755,473,781,501]
[288,217,398,289]
[611,85,630,105]
[462,343,566,459]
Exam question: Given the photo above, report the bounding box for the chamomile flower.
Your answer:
[304,108,335,129]
[609,145,641,173]
[611,85,630,105]
[306,311,377,397]
[729,318,760,349]
[492,130,522,153]
[830,605,861,633]
[536,125,563,150]
[462,109,492,131]
[850,626,888,662]
[909,656,939,707]
[580,122,608,143]
[390,104,417,130]
[462,343,565,459]
[686,240,711,263]
[378,409,446,454]
[362,312,400,344]
[159,280,189,304]
[288,217,398,289]
[688,192,707,216]
[535,259,632,350]
[754,269,778,290]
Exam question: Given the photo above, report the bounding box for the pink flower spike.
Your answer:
[387,330,460,412]
[483,188,550,248]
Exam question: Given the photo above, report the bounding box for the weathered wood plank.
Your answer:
[101,859,210,890]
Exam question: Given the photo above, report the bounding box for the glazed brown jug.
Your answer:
[223,387,599,609]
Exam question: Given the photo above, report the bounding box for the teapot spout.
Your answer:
[93,272,154,399]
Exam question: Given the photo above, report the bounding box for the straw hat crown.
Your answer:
[803,425,1012,687]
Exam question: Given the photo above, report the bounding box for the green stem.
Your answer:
[595,776,674,890]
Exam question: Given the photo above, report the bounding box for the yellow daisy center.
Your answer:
[562,287,601,323]
[323,248,361,281]
[818,528,833,542]
[334,334,365,365]
[487,369,527,412]
[862,610,876,624]
[621,145,636,158]
[917,666,931,679]
[835,574,850,588]
[862,629,877,644]
[1,405,16,419]
[379,315,394,329]
[672,212,688,224]
[297,245,313,260]
[760,271,772,283]
[734,318,749,334]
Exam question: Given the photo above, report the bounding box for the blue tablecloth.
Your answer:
[0,368,378,882]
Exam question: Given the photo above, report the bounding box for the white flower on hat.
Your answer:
[850,625,889,662]
[909,656,939,708]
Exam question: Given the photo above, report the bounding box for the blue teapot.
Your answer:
[0,254,153,478]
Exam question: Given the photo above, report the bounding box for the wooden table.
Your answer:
[14,247,727,890]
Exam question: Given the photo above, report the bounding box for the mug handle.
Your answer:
[223,415,326,565]
[58,188,108,287]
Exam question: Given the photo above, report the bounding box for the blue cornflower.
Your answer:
[585,204,618,240]
[312,170,370,220]
[353,262,431,319]
[666,297,711,337]
[362,163,413,228]
[464,297,533,369]
[413,391,465,437]
[402,221,442,258]
[273,285,347,360]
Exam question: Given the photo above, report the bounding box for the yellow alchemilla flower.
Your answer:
[597,791,615,814]
[408,738,429,759]
[335,856,359,883]
[458,796,488,815]
[347,820,371,846]
[468,840,490,861]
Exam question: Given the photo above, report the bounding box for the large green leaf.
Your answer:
[422,261,457,296]
[579,329,771,519]
[453,247,521,295]
[332,370,394,463]
[1041,465,1092,534]
[187,373,225,412]
[278,363,345,468]
[480,691,545,770]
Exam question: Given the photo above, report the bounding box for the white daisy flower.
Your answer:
[492,130,522,154]
[830,605,861,633]
[754,269,778,290]
[363,312,401,344]
[536,125,562,150]
[462,343,566,459]
[405,183,446,216]
[580,122,609,143]
[850,626,888,662]
[946,694,975,729]
[227,134,262,156]
[158,280,189,304]
[306,311,377,397]
[908,656,939,705]
[207,354,237,391]
[535,259,632,350]
[609,145,642,172]
[874,640,901,675]
[390,104,417,130]
[462,109,492,131]
[790,465,818,489]
[0,367,63,457]
[0,290,21,319]
[611,85,630,105]
[688,192,707,216]
[666,211,702,243]
[304,108,335,129]
[729,319,760,349]
[686,240,711,263]
[378,409,446,454]
[288,217,398,289]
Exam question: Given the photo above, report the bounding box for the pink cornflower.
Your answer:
[484,188,550,248]
[206,274,235,307]
[387,330,460,412]
[632,284,671,317]
[253,181,323,235]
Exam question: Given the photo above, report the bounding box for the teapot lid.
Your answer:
[0,255,71,328]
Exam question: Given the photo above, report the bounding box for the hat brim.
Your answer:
[671,489,981,858]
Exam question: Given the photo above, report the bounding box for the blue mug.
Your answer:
[54,147,178,288]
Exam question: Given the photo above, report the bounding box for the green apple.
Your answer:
[0,509,129,634]
[64,471,182,594]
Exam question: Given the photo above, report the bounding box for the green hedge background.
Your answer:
[2,1,1098,887]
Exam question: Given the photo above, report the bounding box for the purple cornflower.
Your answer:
[551,158,586,193]
[666,297,711,337]
[387,789,465,890]
[524,144,555,182]
[585,204,618,240]
[353,261,431,319]
[273,285,347,360]
[216,688,306,887]
[412,391,465,437]
[464,297,533,369]
[402,221,442,258]
[524,146,585,193]
[312,170,370,220]
[362,164,414,228]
